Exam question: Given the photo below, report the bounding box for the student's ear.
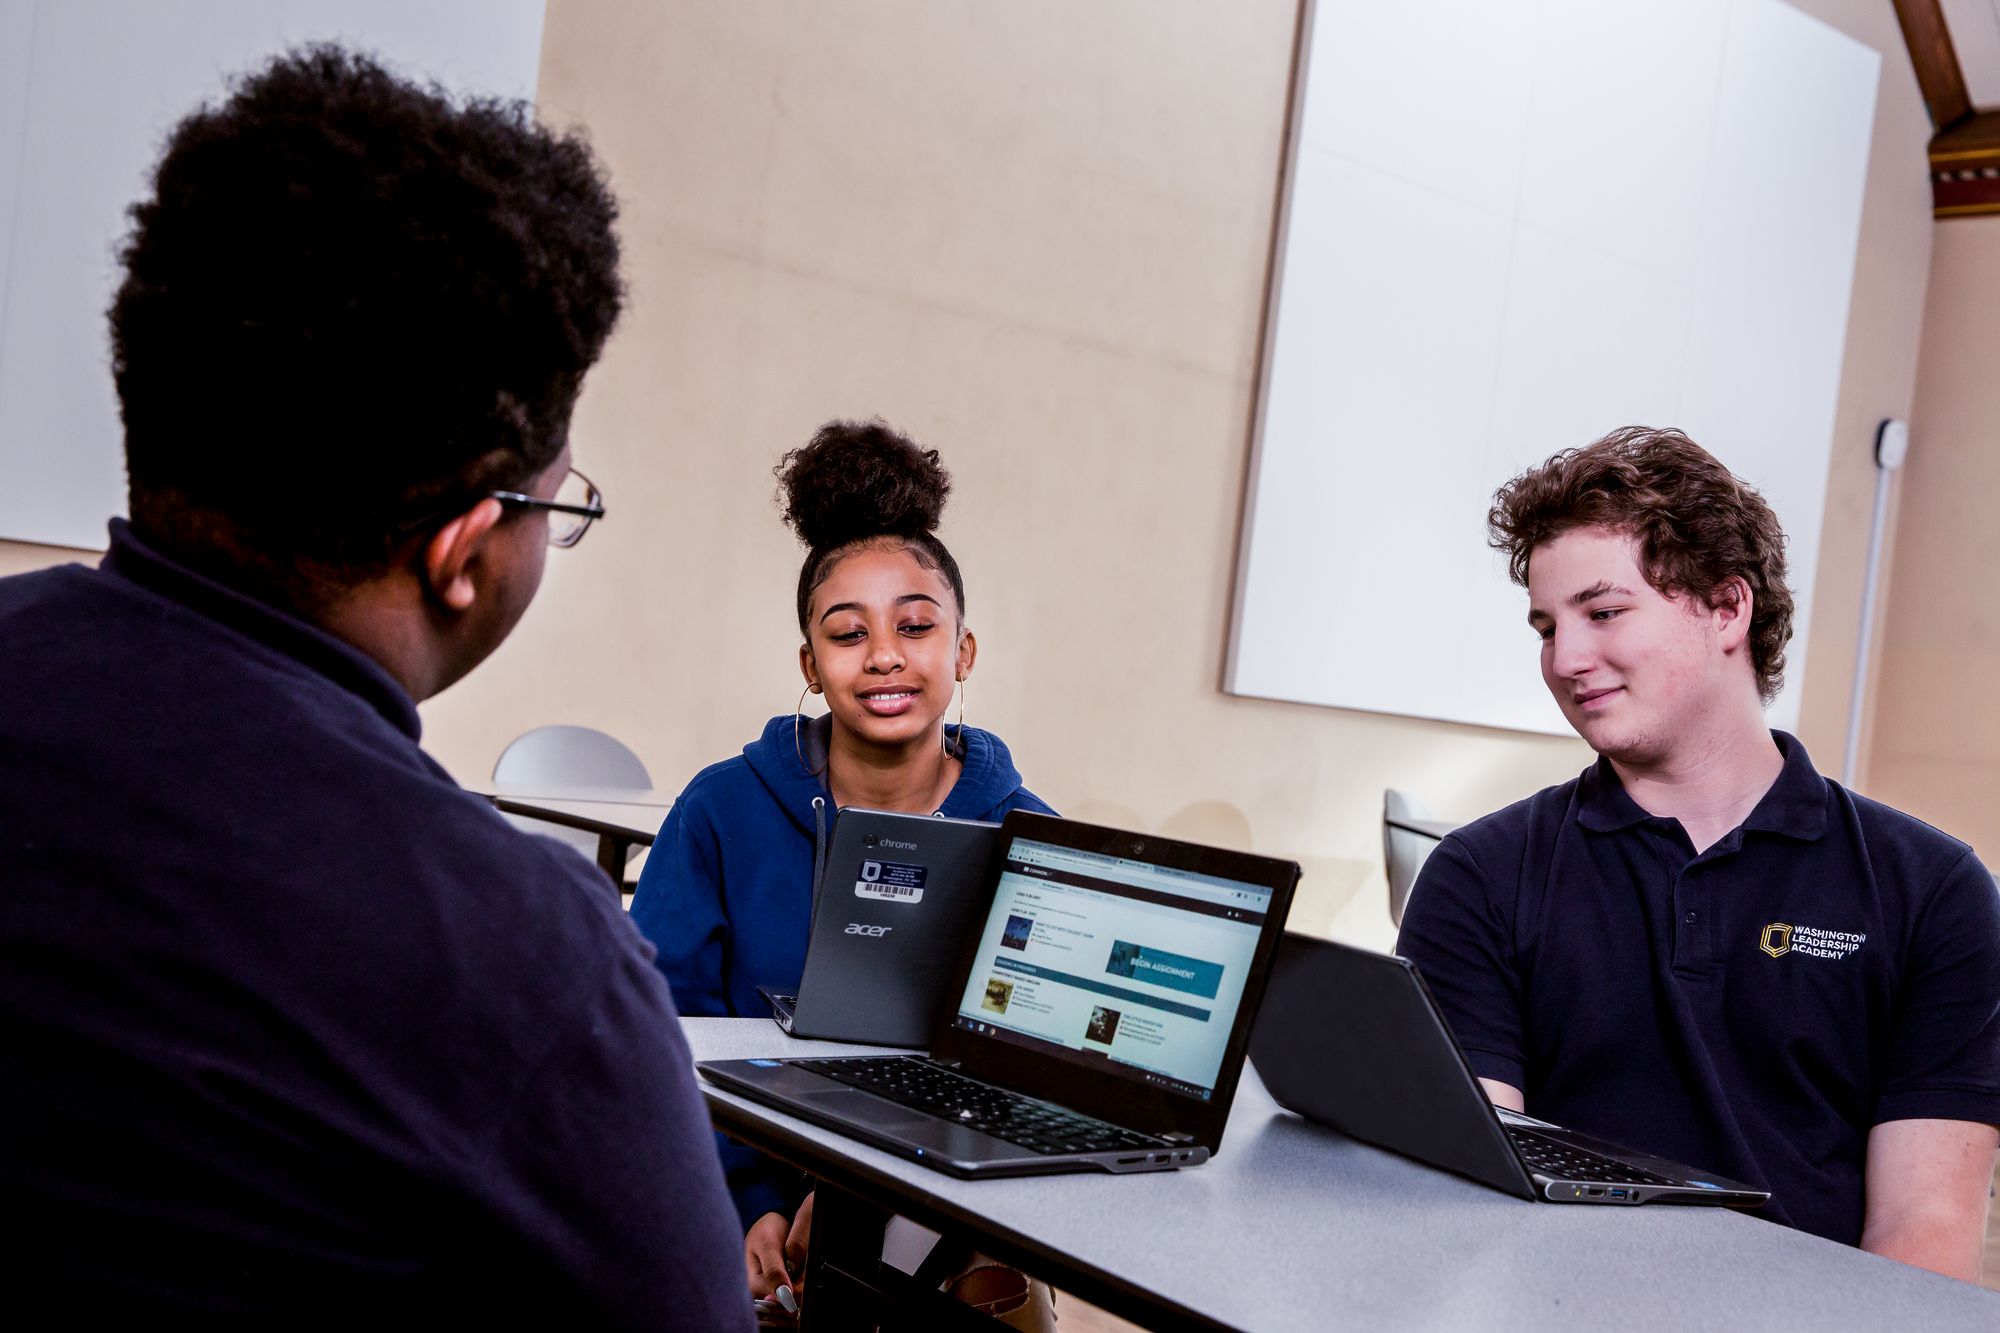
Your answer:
[798,643,821,694]
[421,498,506,612]
[1711,577,1754,653]
[955,627,977,682]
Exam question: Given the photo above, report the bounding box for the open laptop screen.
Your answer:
[947,834,1274,1101]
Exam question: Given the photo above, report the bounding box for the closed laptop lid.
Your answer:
[1249,933,1534,1197]
[931,811,1300,1150]
[791,809,1001,1046]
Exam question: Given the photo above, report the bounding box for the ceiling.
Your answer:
[1940,0,2000,106]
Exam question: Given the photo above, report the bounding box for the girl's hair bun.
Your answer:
[776,419,951,552]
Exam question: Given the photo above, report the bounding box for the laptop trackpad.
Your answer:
[804,1088,936,1130]
[803,1090,1006,1156]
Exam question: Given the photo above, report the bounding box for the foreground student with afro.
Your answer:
[628,420,1055,1318]
[1398,427,2000,1280]
[0,47,749,1325]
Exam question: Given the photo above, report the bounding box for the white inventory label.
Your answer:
[854,859,926,904]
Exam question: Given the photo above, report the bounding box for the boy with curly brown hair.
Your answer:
[1399,426,2000,1280]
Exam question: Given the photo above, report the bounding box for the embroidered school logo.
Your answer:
[1759,922,1865,961]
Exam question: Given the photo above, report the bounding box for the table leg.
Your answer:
[594,833,628,896]
[799,1184,1012,1332]
[798,1186,887,1333]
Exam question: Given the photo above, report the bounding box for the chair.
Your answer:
[494,724,651,791]
[1383,789,1447,928]
[493,726,653,888]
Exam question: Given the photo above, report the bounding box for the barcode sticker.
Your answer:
[854,859,926,904]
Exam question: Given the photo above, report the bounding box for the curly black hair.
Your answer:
[111,44,623,606]
[775,419,965,636]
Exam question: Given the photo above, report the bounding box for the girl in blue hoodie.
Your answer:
[627,420,1054,1252]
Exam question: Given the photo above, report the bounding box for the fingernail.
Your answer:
[775,1284,798,1314]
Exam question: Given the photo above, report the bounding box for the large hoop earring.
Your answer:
[795,682,828,779]
[942,677,966,759]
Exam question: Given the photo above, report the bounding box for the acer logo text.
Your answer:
[845,923,892,937]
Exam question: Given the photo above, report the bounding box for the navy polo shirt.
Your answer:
[1398,733,2000,1245]
[0,523,752,1326]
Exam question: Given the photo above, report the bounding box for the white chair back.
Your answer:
[494,725,651,790]
[1384,789,1444,928]
[493,726,652,872]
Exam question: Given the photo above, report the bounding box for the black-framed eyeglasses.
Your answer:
[492,467,605,548]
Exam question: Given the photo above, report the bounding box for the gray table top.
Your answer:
[686,1018,1999,1332]
[476,786,669,841]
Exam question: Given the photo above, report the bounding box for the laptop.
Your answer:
[701,810,1301,1178]
[758,808,1001,1047]
[1249,933,1770,1208]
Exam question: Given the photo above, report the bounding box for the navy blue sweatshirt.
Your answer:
[0,522,752,1328]
[629,712,1054,1223]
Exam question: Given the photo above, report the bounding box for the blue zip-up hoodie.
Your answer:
[628,713,1055,1224]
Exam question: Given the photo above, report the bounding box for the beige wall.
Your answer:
[1869,213,2000,861]
[431,0,1938,948]
[0,1,1946,945]
[1790,0,1939,787]
[0,540,89,580]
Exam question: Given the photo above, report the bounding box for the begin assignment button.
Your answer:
[989,956,1213,1023]
[1105,940,1223,999]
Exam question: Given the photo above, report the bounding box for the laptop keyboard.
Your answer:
[793,1056,1164,1155]
[1507,1127,1676,1185]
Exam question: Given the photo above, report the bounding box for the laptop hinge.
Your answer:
[1159,1131,1195,1144]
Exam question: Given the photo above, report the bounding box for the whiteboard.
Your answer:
[1227,0,1879,735]
[0,0,547,552]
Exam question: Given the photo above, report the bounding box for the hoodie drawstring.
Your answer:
[807,795,830,935]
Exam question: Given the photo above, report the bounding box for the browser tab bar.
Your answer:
[1007,838,1274,906]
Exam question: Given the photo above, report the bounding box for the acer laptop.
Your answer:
[702,810,1300,1178]
[1249,933,1769,1209]
[758,808,1001,1047]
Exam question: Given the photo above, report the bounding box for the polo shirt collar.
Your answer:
[1575,729,1829,842]
[101,519,422,740]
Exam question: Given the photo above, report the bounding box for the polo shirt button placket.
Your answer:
[1673,882,1690,971]
[1672,862,1711,975]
